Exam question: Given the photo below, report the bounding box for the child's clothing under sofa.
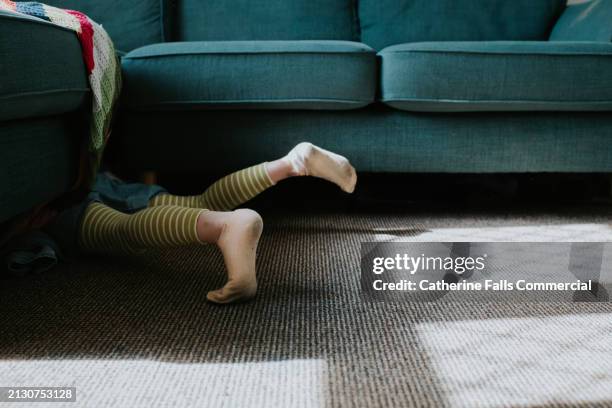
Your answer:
[2,0,612,222]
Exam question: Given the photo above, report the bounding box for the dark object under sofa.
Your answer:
[1,0,612,223]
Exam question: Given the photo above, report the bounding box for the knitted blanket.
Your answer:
[0,0,121,178]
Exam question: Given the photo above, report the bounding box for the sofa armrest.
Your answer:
[0,10,89,122]
[550,0,612,42]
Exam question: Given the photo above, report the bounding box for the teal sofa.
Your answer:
[1,0,612,223]
[1,10,89,225]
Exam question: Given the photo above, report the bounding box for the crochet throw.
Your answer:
[0,0,121,179]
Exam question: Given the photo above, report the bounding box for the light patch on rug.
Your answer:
[377,223,612,242]
[417,313,612,408]
[0,358,328,408]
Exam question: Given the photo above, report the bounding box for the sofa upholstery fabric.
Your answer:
[177,0,358,42]
[0,116,80,223]
[359,0,566,50]
[118,109,612,174]
[18,0,171,53]
[550,0,612,42]
[121,41,377,110]
[379,41,612,112]
[0,11,89,122]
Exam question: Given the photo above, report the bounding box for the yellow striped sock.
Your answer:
[149,163,274,211]
[79,202,204,254]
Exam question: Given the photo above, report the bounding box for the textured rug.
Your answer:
[1,207,611,407]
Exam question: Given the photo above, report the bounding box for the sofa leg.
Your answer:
[141,171,158,185]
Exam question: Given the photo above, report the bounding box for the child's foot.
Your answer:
[207,209,263,304]
[284,142,357,193]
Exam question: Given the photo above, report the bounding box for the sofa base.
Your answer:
[118,107,612,175]
[0,115,82,223]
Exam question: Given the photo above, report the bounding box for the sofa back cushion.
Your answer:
[176,0,358,41]
[20,0,170,53]
[359,0,567,50]
[550,0,612,42]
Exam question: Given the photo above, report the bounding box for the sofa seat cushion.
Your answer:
[121,41,377,110]
[0,11,89,122]
[379,41,612,112]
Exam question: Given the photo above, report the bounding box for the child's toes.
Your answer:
[207,281,257,304]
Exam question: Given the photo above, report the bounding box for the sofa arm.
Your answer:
[550,0,612,42]
[0,9,89,122]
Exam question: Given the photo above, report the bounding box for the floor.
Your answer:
[1,203,611,407]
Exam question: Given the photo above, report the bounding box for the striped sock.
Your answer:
[149,163,274,211]
[79,202,204,254]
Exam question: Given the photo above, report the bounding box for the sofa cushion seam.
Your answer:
[0,89,91,100]
[382,97,612,104]
[124,50,376,60]
[128,97,374,104]
[379,50,612,57]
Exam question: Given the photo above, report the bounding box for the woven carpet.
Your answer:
[1,206,612,407]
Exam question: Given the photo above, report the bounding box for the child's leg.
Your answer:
[149,142,357,211]
[198,209,263,304]
[149,163,274,211]
[79,202,205,253]
[79,202,263,304]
